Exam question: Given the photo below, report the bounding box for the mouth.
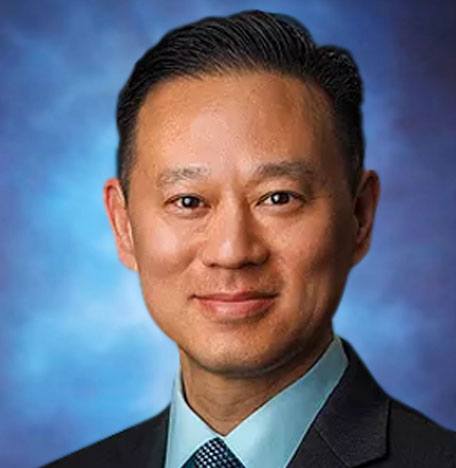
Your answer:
[194,291,278,322]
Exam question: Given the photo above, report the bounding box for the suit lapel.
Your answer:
[113,406,170,468]
[144,407,170,468]
[288,339,389,467]
[287,427,346,467]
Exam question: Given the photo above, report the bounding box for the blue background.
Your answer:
[1,1,455,466]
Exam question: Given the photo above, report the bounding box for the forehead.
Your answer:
[133,71,338,181]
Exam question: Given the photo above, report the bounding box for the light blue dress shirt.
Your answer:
[164,335,348,468]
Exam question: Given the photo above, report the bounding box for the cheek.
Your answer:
[278,209,353,286]
[133,216,195,278]
[131,216,197,336]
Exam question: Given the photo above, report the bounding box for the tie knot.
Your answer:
[191,437,244,467]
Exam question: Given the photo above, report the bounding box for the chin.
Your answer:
[197,357,276,378]
[184,340,306,379]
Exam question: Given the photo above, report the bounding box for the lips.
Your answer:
[194,291,278,321]
[196,291,277,301]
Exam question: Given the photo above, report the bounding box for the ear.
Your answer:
[351,170,381,266]
[103,178,138,271]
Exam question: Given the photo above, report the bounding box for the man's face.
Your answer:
[106,71,377,377]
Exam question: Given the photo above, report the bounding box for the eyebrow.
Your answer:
[157,166,210,188]
[156,160,317,189]
[250,160,317,184]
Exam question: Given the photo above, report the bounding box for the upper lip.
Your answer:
[195,291,277,302]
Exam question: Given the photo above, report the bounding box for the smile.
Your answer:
[195,294,277,321]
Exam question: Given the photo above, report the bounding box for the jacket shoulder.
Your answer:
[42,406,170,468]
[385,398,456,467]
[325,340,456,467]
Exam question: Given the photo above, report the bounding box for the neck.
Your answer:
[178,330,333,435]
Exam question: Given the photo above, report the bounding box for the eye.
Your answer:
[171,195,204,210]
[168,191,302,212]
[261,191,302,206]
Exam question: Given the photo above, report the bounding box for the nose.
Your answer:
[200,200,270,269]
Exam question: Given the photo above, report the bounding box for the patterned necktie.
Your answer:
[190,437,245,467]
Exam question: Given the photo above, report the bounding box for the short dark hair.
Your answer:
[116,9,364,198]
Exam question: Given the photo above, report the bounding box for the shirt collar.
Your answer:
[165,335,348,468]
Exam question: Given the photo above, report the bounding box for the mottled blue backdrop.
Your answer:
[1,1,455,466]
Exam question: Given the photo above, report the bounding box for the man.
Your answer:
[45,9,456,468]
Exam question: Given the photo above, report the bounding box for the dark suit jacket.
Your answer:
[44,340,456,467]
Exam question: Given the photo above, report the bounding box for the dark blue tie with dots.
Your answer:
[189,437,245,467]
